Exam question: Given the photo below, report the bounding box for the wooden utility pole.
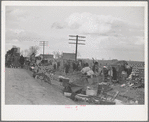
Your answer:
[39,41,48,62]
[69,35,86,61]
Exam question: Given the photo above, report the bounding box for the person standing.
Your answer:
[72,61,77,72]
[92,62,99,76]
[117,64,125,83]
[19,55,25,68]
[102,66,108,82]
[65,61,69,75]
[112,66,117,80]
[57,61,60,70]
[125,65,132,78]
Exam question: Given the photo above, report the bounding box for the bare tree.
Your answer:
[24,49,29,57]
[20,49,28,57]
[27,46,39,57]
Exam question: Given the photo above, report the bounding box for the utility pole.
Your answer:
[39,41,48,63]
[69,35,86,61]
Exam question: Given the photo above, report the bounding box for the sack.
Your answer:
[87,70,94,76]
[81,67,91,74]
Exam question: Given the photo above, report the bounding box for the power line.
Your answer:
[69,35,86,38]
[39,41,48,62]
[69,35,86,61]
[69,42,85,45]
[69,39,85,41]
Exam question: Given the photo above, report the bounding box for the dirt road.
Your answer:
[5,68,77,105]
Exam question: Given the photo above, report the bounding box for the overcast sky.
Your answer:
[5,6,145,61]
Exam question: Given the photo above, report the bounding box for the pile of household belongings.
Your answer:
[32,64,55,84]
[121,72,144,89]
[58,72,119,105]
[112,60,144,88]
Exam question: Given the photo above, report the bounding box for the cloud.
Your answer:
[5,8,144,61]
[49,12,144,61]
[51,22,66,29]
[6,7,28,22]
[65,12,145,54]
[9,9,27,16]
[98,36,144,53]
[6,29,43,43]
[65,12,114,34]
[51,12,144,38]
[133,36,144,46]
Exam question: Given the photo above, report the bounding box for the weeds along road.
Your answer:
[5,68,77,105]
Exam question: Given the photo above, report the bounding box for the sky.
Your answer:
[5,6,145,61]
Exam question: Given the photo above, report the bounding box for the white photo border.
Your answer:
[1,1,148,121]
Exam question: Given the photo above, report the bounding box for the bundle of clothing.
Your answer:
[81,66,94,78]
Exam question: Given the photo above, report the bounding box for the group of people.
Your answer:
[80,60,133,83]
[30,57,133,85]
[6,48,133,84]
[63,60,90,74]
[63,60,78,74]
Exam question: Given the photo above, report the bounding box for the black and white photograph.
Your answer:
[2,1,148,121]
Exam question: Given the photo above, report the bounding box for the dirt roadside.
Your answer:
[5,68,77,105]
